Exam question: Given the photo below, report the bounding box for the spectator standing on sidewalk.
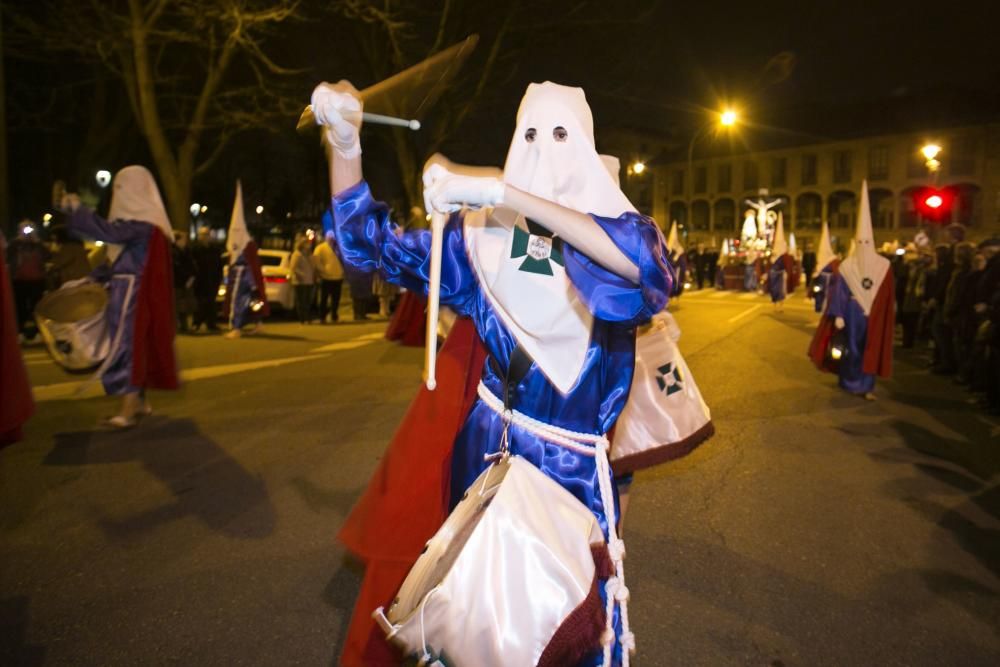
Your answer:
[313,230,343,323]
[290,237,316,324]
[6,221,49,341]
[172,231,197,333]
[190,227,224,332]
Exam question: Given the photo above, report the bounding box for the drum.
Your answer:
[375,455,606,666]
[612,324,713,473]
[34,279,110,371]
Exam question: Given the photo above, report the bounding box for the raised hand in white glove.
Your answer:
[311,80,363,159]
[423,165,504,215]
[835,316,845,329]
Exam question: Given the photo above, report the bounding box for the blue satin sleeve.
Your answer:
[563,211,672,325]
[331,180,477,315]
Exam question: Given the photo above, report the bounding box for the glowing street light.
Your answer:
[720,109,738,127]
[95,169,111,188]
[255,205,264,215]
[190,203,201,217]
[200,205,208,214]
[921,143,941,161]
[925,194,943,209]
[42,213,53,225]
[631,161,646,175]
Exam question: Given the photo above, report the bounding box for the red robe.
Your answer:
[808,272,894,378]
[131,230,179,390]
[1,240,35,445]
[384,291,426,347]
[338,318,486,666]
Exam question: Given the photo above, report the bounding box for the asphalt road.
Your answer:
[2,292,998,666]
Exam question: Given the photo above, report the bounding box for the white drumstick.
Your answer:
[297,105,421,132]
[424,210,446,390]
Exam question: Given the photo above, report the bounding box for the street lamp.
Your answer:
[95,170,111,188]
[686,108,740,229]
[632,161,646,175]
[200,205,208,214]
[921,143,941,161]
[255,205,264,215]
[190,203,201,217]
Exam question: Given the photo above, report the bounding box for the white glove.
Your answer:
[835,316,845,329]
[311,81,362,159]
[423,165,505,215]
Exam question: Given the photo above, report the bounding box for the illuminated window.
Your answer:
[801,154,817,185]
[832,150,852,184]
[717,163,732,192]
[743,161,758,190]
[868,146,889,180]
[771,157,787,188]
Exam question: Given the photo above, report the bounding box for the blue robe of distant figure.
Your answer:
[71,209,153,395]
[812,264,834,312]
[767,260,787,303]
[227,254,256,329]
[823,274,875,394]
[743,262,757,291]
[333,180,671,666]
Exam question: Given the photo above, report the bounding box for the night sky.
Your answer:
[4,0,997,227]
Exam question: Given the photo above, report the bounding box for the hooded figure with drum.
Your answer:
[313,78,672,666]
[60,166,179,427]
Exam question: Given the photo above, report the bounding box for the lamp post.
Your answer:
[686,108,738,231]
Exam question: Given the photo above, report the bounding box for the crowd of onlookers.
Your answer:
[892,233,1000,415]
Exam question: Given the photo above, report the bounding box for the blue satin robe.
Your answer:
[69,209,154,396]
[767,261,787,303]
[333,181,671,666]
[825,274,876,394]
[227,255,258,329]
[812,262,836,313]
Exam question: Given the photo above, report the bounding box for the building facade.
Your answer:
[651,123,1000,247]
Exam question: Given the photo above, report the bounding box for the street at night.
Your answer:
[3,1,1000,665]
[2,295,997,665]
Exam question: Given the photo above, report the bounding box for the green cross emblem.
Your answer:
[510,219,564,276]
[656,361,684,396]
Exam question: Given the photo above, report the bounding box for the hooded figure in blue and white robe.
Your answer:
[319,80,671,666]
[223,181,269,335]
[811,220,839,313]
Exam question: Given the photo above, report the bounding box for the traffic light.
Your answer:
[914,187,952,222]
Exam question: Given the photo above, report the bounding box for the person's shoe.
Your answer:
[101,415,137,430]
[863,392,877,401]
[224,329,242,339]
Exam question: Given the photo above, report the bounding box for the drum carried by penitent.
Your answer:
[34,279,110,371]
[374,455,607,666]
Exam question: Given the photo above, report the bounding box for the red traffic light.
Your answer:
[915,188,952,221]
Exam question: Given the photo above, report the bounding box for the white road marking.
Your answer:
[33,353,337,402]
[727,304,763,324]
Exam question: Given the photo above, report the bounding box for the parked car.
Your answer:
[216,249,295,311]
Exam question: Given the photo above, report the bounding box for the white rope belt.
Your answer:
[476,381,636,666]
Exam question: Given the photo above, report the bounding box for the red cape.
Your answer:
[224,241,271,320]
[1,240,35,445]
[384,291,426,347]
[131,230,179,390]
[808,272,894,378]
[338,318,486,666]
[780,254,800,293]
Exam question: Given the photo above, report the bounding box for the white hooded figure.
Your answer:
[767,212,796,305]
[315,79,672,666]
[664,220,686,296]
[809,180,894,398]
[223,181,267,336]
[811,220,839,312]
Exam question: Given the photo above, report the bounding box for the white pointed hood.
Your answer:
[227,181,251,265]
[771,212,788,257]
[108,166,173,241]
[816,220,836,274]
[667,220,684,256]
[838,180,890,316]
[789,232,797,255]
[721,239,730,255]
[503,82,635,218]
[467,82,636,394]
